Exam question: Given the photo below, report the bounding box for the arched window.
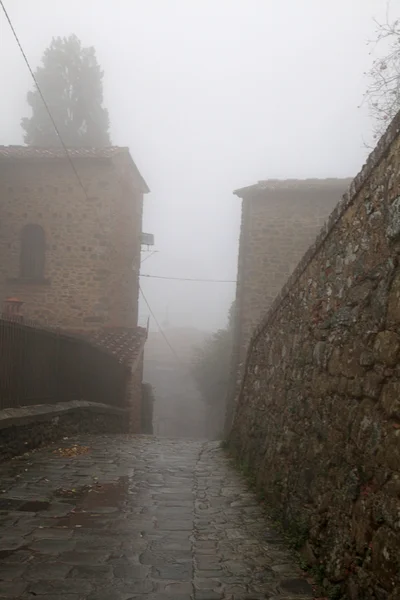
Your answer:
[20,224,45,280]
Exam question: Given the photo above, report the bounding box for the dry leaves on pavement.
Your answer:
[53,444,90,457]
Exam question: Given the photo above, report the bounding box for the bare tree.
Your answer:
[363,6,400,141]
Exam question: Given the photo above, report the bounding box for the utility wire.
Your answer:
[2,0,227,371]
[3,1,202,387]
[2,3,236,289]
[140,251,158,264]
[0,0,90,203]
[139,285,185,367]
[140,274,236,283]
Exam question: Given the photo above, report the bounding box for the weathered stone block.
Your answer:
[347,378,363,398]
[328,347,342,376]
[381,382,400,419]
[373,331,400,366]
[371,526,400,592]
[387,271,400,324]
[346,280,374,306]
[359,350,375,367]
[363,370,384,399]
[313,341,330,370]
[386,196,400,241]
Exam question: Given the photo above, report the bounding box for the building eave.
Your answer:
[234,177,354,199]
[0,145,150,195]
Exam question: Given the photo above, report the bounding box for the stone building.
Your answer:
[0,145,149,431]
[225,178,352,432]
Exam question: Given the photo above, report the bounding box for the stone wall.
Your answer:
[0,151,144,330]
[229,115,400,599]
[0,401,130,462]
[226,178,351,433]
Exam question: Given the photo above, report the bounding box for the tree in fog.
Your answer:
[22,34,111,147]
[364,12,400,140]
[191,302,235,437]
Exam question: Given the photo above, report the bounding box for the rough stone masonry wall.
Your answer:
[0,401,130,462]
[236,189,343,364]
[226,183,349,434]
[0,157,142,330]
[230,115,400,599]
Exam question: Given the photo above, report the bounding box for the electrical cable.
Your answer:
[140,274,236,283]
[1,3,237,290]
[139,285,185,366]
[0,0,91,203]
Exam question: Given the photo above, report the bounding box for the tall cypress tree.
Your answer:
[21,34,111,147]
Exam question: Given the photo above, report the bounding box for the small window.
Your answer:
[20,224,45,280]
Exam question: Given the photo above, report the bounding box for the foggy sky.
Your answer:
[0,0,388,333]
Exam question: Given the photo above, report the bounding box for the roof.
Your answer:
[88,326,147,367]
[0,145,130,159]
[0,145,149,194]
[234,178,353,198]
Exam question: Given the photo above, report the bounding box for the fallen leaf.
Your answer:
[53,445,90,458]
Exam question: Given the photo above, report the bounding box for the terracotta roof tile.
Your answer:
[88,326,147,366]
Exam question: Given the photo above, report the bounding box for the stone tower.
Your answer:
[225,178,352,433]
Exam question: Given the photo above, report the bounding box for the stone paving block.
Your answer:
[279,577,314,595]
[0,535,25,551]
[27,526,74,540]
[158,580,193,595]
[156,519,193,531]
[151,563,192,580]
[0,580,28,597]
[21,596,86,600]
[23,561,72,581]
[58,550,112,564]
[112,564,150,578]
[68,564,114,580]
[27,538,76,554]
[27,579,94,595]
[0,563,26,581]
[0,435,313,600]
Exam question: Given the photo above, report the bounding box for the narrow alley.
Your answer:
[0,435,312,600]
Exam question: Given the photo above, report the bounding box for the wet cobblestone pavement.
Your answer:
[0,435,313,600]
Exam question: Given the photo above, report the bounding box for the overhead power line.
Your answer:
[140,274,237,283]
[140,250,158,265]
[139,285,184,366]
[2,3,236,288]
[0,0,90,203]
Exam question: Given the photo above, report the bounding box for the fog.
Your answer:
[0,0,387,333]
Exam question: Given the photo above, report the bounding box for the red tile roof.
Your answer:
[88,326,147,366]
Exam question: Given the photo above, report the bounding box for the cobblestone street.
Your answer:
[0,436,313,600]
